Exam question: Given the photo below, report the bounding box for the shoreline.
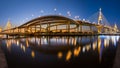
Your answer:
[0,46,8,68]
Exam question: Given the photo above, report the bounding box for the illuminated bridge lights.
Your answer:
[0,14,119,36]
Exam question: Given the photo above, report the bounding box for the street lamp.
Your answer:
[54,8,57,14]
[67,11,71,17]
[40,10,44,16]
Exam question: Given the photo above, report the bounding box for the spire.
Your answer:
[114,23,117,29]
[5,19,12,30]
[99,8,101,12]
[98,8,102,25]
[114,23,118,32]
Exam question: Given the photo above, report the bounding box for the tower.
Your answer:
[114,23,118,32]
[5,19,12,30]
[98,8,102,25]
[96,8,103,33]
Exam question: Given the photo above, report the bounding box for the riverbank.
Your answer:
[0,46,8,68]
[113,41,120,68]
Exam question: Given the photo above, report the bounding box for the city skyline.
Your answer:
[0,0,120,29]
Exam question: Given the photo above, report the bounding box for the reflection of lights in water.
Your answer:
[36,38,40,45]
[97,38,102,62]
[42,38,47,44]
[111,36,116,46]
[100,36,120,47]
[111,36,120,46]
[22,46,26,52]
[26,40,29,47]
[71,38,74,45]
[62,37,65,43]
[82,47,85,52]
[30,38,35,43]
[98,38,101,53]
[66,38,70,45]
[104,39,109,47]
[21,44,23,49]
[116,36,120,41]
[106,39,109,47]
[99,35,106,38]
[58,52,63,59]
[20,43,26,53]
[74,46,81,57]
[31,51,35,58]
[6,40,12,52]
[37,40,40,45]
[66,50,72,61]
[73,38,76,46]
[86,45,90,51]
[104,39,107,47]
[16,40,19,46]
[93,41,97,50]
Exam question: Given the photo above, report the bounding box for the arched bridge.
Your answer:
[0,8,119,36]
[1,15,118,36]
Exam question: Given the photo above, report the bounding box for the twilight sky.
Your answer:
[0,0,120,29]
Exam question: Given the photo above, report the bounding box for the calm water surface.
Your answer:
[0,35,120,68]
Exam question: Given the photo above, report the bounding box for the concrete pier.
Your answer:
[0,46,8,68]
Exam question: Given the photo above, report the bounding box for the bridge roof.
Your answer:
[18,15,78,28]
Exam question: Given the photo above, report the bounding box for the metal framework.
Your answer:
[1,15,118,36]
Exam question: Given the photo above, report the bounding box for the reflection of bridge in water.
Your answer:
[3,36,120,61]
[4,36,97,53]
[0,8,119,37]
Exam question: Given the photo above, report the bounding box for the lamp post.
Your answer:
[54,8,57,15]
[40,10,44,16]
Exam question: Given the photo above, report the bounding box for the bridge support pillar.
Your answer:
[80,25,82,32]
[6,35,9,38]
[98,28,102,33]
[35,25,36,33]
[49,23,50,32]
[40,24,41,33]
[77,25,79,33]
[96,25,102,34]
[90,26,92,32]
[56,25,57,32]
[68,21,70,33]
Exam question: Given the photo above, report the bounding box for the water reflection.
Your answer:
[58,51,63,59]
[31,51,35,58]
[66,50,72,61]
[1,35,120,68]
[74,46,81,57]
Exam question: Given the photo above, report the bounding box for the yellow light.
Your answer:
[58,52,63,59]
[17,40,19,46]
[26,40,29,47]
[66,50,72,61]
[22,46,26,52]
[74,48,78,56]
[74,46,81,57]
[73,39,76,46]
[98,38,101,53]
[6,40,12,52]
[93,42,97,50]
[82,47,85,52]
[86,45,90,51]
[31,51,35,58]
[104,39,107,48]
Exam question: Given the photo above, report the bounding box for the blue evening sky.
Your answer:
[0,0,120,29]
